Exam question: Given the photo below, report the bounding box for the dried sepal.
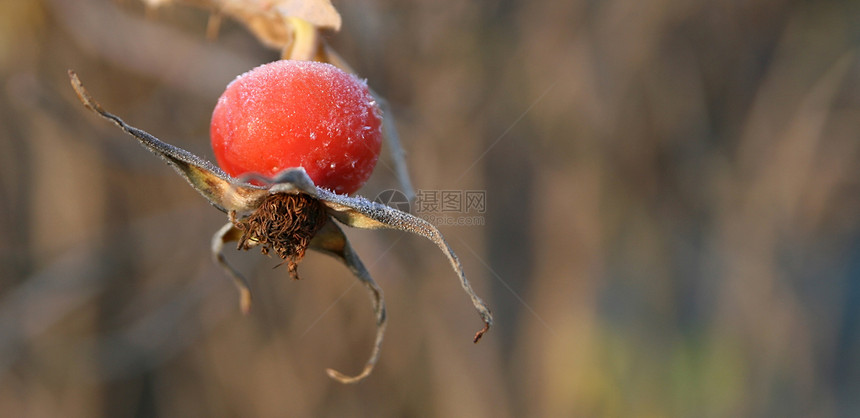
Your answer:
[317,190,493,342]
[69,71,268,214]
[255,169,320,197]
[309,220,387,383]
[212,222,254,313]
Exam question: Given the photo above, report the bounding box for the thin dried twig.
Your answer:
[323,46,416,202]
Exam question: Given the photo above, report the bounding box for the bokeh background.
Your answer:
[2,0,860,416]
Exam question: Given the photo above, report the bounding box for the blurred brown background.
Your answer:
[2,0,860,416]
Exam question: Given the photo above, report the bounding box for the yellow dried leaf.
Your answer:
[143,0,340,48]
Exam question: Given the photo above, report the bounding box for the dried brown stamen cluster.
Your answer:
[232,193,328,279]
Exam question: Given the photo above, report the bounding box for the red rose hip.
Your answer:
[210,60,382,195]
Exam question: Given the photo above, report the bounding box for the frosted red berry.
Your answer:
[210,60,382,195]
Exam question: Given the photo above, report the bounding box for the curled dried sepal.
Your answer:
[69,70,268,214]
[316,188,493,342]
[310,220,387,383]
[212,222,253,314]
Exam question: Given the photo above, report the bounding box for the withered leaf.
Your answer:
[143,0,341,48]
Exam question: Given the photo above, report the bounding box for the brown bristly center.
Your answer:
[232,193,328,280]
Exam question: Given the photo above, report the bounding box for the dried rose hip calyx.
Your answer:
[69,70,492,384]
[232,192,328,280]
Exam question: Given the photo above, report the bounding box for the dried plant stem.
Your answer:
[324,46,416,202]
[281,17,321,61]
